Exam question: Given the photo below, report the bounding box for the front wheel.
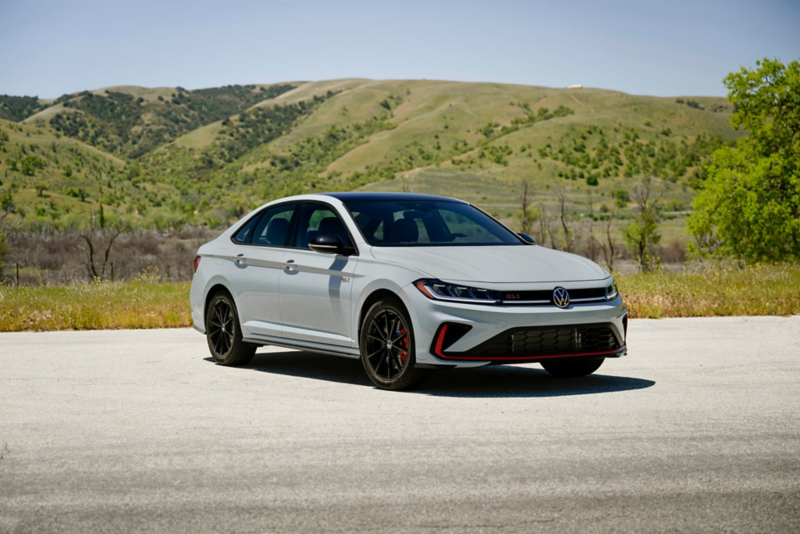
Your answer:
[540,357,604,377]
[360,298,430,391]
[206,292,256,366]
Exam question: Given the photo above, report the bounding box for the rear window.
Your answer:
[232,203,299,246]
[251,203,298,247]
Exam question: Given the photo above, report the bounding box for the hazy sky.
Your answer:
[2,0,798,98]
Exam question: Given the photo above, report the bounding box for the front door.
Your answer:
[279,203,358,348]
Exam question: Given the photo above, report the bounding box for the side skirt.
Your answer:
[242,334,360,359]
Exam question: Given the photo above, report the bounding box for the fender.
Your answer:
[192,273,236,334]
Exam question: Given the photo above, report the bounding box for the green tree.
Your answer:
[613,189,630,208]
[0,190,17,278]
[623,177,662,271]
[20,155,45,176]
[688,58,800,261]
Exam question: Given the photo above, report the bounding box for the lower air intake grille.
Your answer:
[457,323,620,359]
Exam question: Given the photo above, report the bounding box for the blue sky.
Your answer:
[1,0,798,98]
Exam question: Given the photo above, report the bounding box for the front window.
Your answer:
[295,203,352,249]
[345,200,523,247]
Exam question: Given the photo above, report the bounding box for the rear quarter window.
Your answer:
[232,214,261,244]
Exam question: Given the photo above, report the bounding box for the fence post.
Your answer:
[16,263,19,286]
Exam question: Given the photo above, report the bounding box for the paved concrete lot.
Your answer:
[1,317,799,533]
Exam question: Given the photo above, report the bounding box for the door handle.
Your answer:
[282,259,296,271]
[235,253,245,265]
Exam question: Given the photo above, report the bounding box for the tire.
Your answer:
[206,291,256,366]
[540,357,604,377]
[360,297,430,391]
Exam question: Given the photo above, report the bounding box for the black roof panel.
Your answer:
[321,192,464,203]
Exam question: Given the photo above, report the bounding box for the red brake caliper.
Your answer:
[399,328,409,361]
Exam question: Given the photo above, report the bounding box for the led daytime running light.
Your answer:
[413,280,501,303]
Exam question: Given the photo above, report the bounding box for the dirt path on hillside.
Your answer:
[568,92,595,113]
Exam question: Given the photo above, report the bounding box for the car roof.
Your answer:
[320,192,464,203]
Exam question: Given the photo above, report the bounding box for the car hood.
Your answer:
[369,245,608,284]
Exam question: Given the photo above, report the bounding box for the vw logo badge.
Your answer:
[552,287,570,308]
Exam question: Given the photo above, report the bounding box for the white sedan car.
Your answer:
[190,193,627,390]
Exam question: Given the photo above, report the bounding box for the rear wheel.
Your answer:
[540,357,604,377]
[360,298,430,391]
[206,292,256,366]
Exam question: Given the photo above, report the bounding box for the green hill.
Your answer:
[19,83,297,158]
[0,118,174,228]
[1,79,741,232]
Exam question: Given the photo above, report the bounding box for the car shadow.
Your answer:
[419,365,655,398]
[208,350,655,398]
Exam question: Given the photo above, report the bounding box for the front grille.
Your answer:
[451,323,621,359]
[500,286,609,304]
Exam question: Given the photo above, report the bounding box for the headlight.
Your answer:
[605,283,619,301]
[413,279,501,304]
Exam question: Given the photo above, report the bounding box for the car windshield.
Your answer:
[345,200,523,247]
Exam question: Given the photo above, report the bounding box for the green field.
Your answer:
[2,264,797,332]
[0,281,190,331]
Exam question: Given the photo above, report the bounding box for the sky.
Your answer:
[1,0,798,99]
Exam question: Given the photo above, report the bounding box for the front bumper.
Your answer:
[405,283,628,367]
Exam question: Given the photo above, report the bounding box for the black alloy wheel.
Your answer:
[360,298,430,390]
[365,308,410,380]
[206,292,256,366]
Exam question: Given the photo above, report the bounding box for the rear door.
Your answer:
[228,202,299,338]
[278,202,359,348]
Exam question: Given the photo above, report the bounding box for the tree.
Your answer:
[537,204,551,248]
[20,155,45,176]
[585,191,598,261]
[80,220,129,281]
[517,177,537,234]
[77,206,130,281]
[688,58,800,261]
[0,191,19,279]
[35,183,48,197]
[600,203,619,272]
[400,171,414,193]
[552,181,578,252]
[613,189,630,208]
[623,177,662,271]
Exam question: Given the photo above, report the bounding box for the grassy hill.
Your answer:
[0,119,130,226]
[19,83,297,158]
[1,79,740,237]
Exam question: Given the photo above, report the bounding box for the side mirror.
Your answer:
[309,234,354,255]
[518,233,536,244]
